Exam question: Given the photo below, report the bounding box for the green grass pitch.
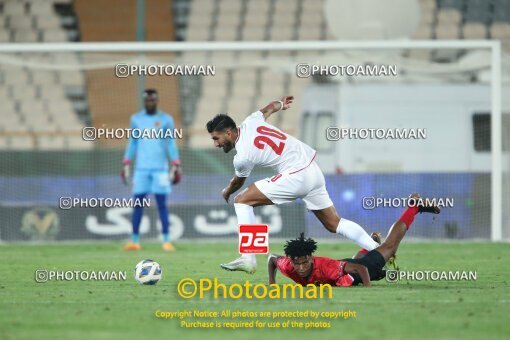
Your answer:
[1,242,509,340]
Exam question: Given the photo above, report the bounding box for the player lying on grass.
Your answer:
[267,194,440,287]
[206,96,380,274]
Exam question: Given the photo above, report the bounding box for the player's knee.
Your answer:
[323,221,338,233]
[325,214,340,232]
[234,193,245,204]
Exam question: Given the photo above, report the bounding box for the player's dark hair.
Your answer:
[143,88,158,98]
[284,233,317,259]
[206,114,237,133]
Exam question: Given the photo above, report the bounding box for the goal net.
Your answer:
[0,41,506,242]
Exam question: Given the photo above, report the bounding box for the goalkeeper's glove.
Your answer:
[121,159,131,185]
[169,160,181,185]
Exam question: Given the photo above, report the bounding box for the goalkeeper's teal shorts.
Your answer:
[133,169,171,194]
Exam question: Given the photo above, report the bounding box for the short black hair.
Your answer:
[284,233,318,259]
[143,88,158,98]
[206,114,237,133]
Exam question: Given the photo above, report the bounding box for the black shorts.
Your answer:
[340,250,386,285]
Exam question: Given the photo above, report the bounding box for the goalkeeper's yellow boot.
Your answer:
[123,241,141,251]
[162,242,176,252]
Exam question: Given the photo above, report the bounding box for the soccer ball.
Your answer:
[134,259,162,285]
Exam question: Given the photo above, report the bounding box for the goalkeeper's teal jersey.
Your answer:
[123,110,179,170]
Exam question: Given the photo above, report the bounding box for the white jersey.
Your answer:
[233,111,316,177]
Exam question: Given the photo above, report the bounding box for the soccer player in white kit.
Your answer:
[206,96,379,273]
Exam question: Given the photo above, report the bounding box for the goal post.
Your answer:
[0,40,504,242]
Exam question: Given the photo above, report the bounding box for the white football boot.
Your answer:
[220,257,257,274]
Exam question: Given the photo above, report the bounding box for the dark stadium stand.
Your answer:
[0,0,508,149]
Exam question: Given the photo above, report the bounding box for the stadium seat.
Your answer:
[12,29,39,42]
[413,23,434,39]
[7,15,34,30]
[29,118,60,133]
[260,74,285,97]
[41,28,68,42]
[0,137,8,149]
[216,11,241,29]
[202,81,228,98]
[186,27,210,41]
[34,15,60,29]
[0,113,20,129]
[302,0,324,11]
[38,85,66,101]
[408,50,433,60]
[209,51,236,65]
[437,8,462,25]
[237,51,264,63]
[225,99,252,122]
[0,30,10,42]
[214,26,238,41]
[31,70,58,85]
[244,12,269,27]
[3,2,26,16]
[269,27,295,41]
[297,26,322,40]
[29,1,55,15]
[58,71,84,87]
[490,23,510,39]
[37,135,66,150]
[418,7,435,25]
[66,136,94,150]
[242,26,266,41]
[10,86,37,101]
[272,13,296,28]
[9,136,34,150]
[52,53,81,66]
[288,76,308,91]
[232,69,257,86]
[4,71,30,86]
[435,23,461,39]
[181,51,208,64]
[246,0,270,14]
[419,0,437,11]
[219,0,242,13]
[19,101,47,116]
[231,82,256,97]
[463,22,487,39]
[189,0,215,14]
[5,122,29,133]
[46,101,75,115]
[274,0,298,13]
[300,12,324,27]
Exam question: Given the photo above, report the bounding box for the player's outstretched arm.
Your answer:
[259,96,294,120]
[221,176,247,203]
[343,263,371,287]
[267,254,281,284]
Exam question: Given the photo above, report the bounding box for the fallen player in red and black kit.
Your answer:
[268,194,440,287]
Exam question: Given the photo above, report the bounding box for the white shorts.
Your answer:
[254,161,333,211]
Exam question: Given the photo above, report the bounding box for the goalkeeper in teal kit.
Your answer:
[121,89,181,252]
